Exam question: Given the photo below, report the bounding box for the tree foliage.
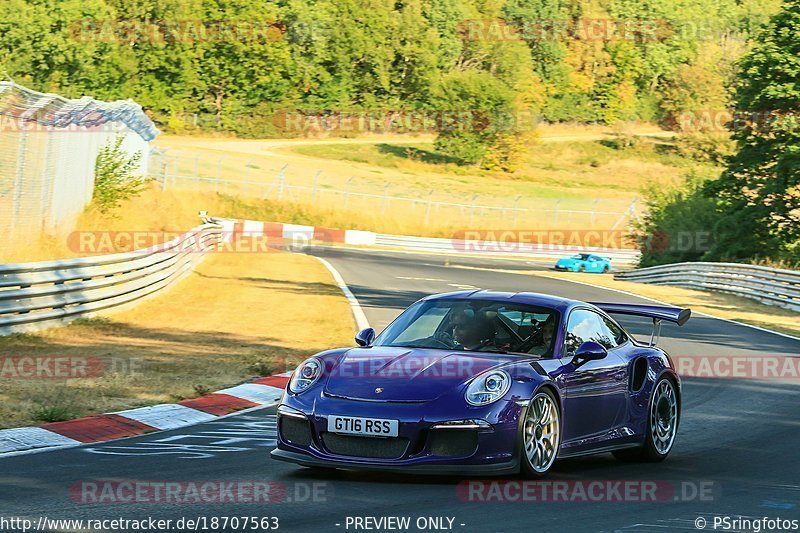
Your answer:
[636,0,800,266]
[0,0,785,170]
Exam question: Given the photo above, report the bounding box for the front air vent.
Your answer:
[321,432,409,459]
[280,417,313,446]
[429,429,479,457]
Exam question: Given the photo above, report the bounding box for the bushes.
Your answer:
[633,174,720,267]
[481,133,529,172]
[93,135,148,214]
[674,133,736,164]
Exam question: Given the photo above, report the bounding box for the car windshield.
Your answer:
[374,299,560,356]
[572,254,590,260]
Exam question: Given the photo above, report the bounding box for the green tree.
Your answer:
[704,0,800,263]
[93,134,148,213]
[0,0,126,97]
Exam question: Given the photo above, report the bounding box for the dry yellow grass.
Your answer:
[150,124,703,239]
[0,246,354,428]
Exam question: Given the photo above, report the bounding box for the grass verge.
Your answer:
[153,126,717,238]
[0,249,354,428]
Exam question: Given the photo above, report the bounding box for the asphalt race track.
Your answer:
[1,247,799,533]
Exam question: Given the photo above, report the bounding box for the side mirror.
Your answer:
[572,341,608,365]
[355,328,375,347]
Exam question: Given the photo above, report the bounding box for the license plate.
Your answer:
[327,415,399,437]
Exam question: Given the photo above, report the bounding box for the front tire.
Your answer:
[521,389,560,477]
[613,377,678,462]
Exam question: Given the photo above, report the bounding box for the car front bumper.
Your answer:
[271,448,519,475]
[271,391,525,475]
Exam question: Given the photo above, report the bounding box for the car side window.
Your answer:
[564,309,618,357]
[602,315,628,345]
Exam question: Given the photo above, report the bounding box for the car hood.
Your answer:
[556,258,576,265]
[323,346,519,402]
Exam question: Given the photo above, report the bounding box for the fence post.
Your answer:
[311,170,320,201]
[553,200,561,225]
[424,190,433,226]
[9,130,28,237]
[344,177,353,208]
[513,195,521,227]
[591,199,598,227]
[162,162,168,191]
[215,157,224,193]
[276,164,288,201]
[244,159,253,196]
[172,153,179,188]
[468,194,477,226]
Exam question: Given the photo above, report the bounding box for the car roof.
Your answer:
[422,289,582,313]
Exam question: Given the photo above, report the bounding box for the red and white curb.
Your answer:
[0,372,292,456]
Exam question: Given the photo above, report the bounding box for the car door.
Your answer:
[556,308,628,444]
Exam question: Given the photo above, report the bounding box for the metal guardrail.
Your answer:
[615,262,800,312]
[374,233,642,264]
[0,223,223,335]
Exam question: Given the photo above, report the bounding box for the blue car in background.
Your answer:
[272,291,690,477]
[555,253,612,273]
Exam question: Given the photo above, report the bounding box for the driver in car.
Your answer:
[527,315,555,356]
[452,312,496,351]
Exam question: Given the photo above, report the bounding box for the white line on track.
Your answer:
[313,256,370,330]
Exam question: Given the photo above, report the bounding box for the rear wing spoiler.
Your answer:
[589,303,691,346]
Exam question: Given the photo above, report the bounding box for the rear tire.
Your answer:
[613,377,678,462]
[602,265,610,274]
[520,389,561,478]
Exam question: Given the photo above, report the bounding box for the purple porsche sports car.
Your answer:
[271,290,690,477]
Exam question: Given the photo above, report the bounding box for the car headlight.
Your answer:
[289,357,323,394]
[465,370,511,406]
